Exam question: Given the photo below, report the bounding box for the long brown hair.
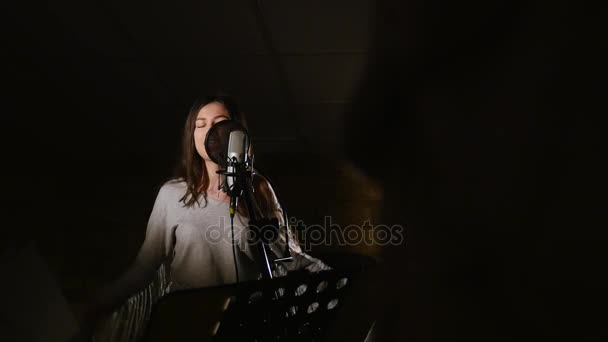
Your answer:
[172,94,277,221]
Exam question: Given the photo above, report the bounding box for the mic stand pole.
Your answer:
[224,157,275,280]
[242,180,274,280]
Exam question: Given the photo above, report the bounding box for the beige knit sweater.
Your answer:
[97,180,329,315]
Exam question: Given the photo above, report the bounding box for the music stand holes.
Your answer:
[211,321,221,336]
[295,284,308,296]
[285,305,298,318]
[248,291,263,304]
[327,299,339,310]
[316,280,328,293]
[222,296,234,311]
[306,302,319,314]
[275,287,286,298]
[336,277,349,290]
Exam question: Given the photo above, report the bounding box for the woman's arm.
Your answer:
[83,183,177,323]
[256,175,331,274]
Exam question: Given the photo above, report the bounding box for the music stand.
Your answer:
[144,262,372,342]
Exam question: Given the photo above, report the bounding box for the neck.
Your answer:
[204,160,221,191]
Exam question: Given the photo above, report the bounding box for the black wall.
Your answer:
[345,1,607,341]
[3,0,607,341]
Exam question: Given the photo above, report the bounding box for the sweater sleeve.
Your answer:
[133,184,178,270]
[93,184,177,315]
[263,180,332,274]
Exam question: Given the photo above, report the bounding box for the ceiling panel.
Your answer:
[113,0,268,56]
[238,102,300,156]
[242,102,293,131]
[150,54,285,106]
[281,54,369,104]
[294,103,348,156]
[261,0,375,53]
[43,0,136,58]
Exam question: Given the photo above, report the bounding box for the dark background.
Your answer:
[3,0,606,341]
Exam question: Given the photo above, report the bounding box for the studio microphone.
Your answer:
[205,119,284,279]
[226,129,249,198]
[204,119,256,282]
[205,120,251,218]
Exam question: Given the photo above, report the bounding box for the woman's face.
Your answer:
[193,101,231,161]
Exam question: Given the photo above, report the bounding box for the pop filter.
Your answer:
[204,119,249,167]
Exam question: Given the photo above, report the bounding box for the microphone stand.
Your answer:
[219,154,275,280]
[241,175,274,280]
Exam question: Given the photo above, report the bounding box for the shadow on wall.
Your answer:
[257,153,384,259]
[342,0,606,341]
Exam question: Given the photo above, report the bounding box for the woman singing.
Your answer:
[79,94,329,341]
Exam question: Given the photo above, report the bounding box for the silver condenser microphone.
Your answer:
[226,129,248,197]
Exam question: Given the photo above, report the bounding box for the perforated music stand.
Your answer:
[144,263,372,342]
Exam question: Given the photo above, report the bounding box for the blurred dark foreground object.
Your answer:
[0,241,80,341]
[141,253,377,342]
